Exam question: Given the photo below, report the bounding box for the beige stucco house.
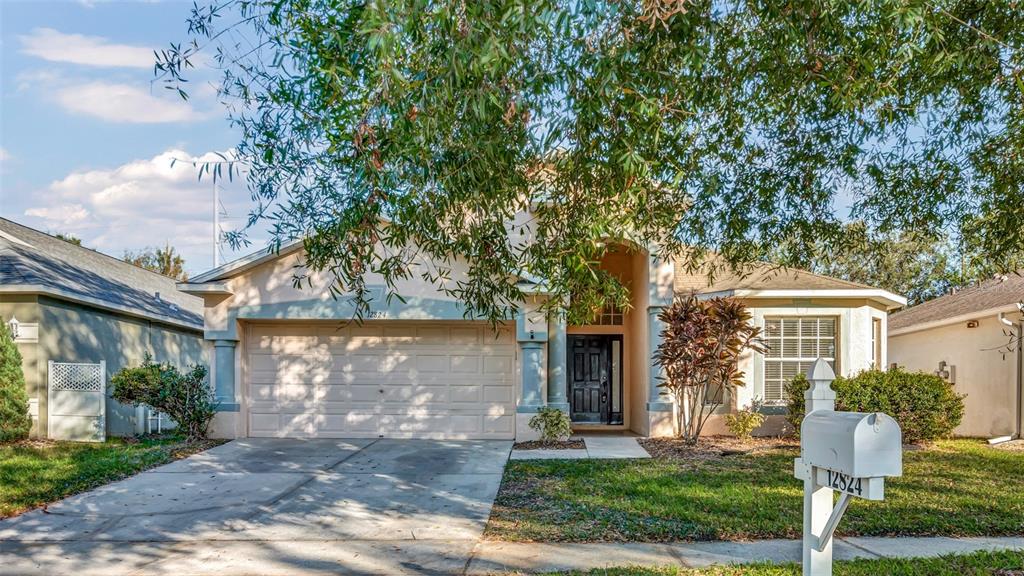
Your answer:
[178,232,904,441]
[889,274,1024,439]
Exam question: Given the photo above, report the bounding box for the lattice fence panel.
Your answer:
[49,362,105,392]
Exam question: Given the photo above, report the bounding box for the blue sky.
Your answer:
[0,0,263,276]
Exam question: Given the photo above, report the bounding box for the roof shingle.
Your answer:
[674,259,880,294]
[889,272,1024,331]
[0,218,202,329]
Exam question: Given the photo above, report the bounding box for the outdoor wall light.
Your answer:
[7,316,19,340]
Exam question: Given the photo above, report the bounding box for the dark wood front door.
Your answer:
[569,335,611,423]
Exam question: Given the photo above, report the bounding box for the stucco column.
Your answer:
[546,314,569,413]
[647,306,672,411]
[213,339,239,412]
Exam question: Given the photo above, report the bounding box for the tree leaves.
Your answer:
[158,0,1024,321]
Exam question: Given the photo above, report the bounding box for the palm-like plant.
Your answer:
[654,293,765,444]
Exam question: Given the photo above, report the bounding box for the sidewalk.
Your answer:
[465,536,1024,574]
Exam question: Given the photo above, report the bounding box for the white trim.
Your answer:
[889,303,1023,336]
[1,285,202,331]
[177,282,233,295]
[700,288,906,309]
[188,238,305,283]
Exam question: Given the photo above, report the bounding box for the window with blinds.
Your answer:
[763,317,837,404]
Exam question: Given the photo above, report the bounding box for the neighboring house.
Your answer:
[889,273,1024,439]
[0,218,204,439]
[178,236,904,440]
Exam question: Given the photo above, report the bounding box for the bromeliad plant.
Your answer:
[654,294,765,444]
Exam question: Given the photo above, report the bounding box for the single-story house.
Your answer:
[178,235,905,441]
[0,218,205,440]
[889,273,1024,439]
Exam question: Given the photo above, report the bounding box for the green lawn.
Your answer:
[487,439,1024,542]
[524,549,1024,575]
[0,435,223,517]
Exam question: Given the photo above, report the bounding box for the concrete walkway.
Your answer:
[465,536,1024,574]
[510,436,651,460]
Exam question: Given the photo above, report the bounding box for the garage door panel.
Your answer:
[315,412,379,436]
[450,386,482,403]
[450,327,481,345]
[450,414,481,433]
[485,414,515,434]
[414,326,449,343]
[348,384,380,402]
[250,383,277,402]
[346,354,380,372]
[381,327,417,343]
[380,413,452,437]
[278,413,314,436]
[483,385,513,403]
[415,354,448,372]
[319,384,351,403]
[247,322,514,439]
[381,386,449,406]
[450,355,480,373]
[249,413,281,435]
[484,356,513,374]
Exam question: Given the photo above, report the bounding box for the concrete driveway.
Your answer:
[0,438,512,575]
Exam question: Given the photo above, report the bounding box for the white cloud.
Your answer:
[25,204,90,223]
[21,150,257,274]
[18,28,153,68]
[54,81,200,124]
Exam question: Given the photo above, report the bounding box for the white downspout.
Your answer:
[997,313,1023,440]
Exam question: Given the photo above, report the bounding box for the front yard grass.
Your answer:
[0,435,223,517]
[486,439,1024,542]
[522,549,1024,575]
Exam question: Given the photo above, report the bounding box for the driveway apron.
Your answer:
[0,438,512,575]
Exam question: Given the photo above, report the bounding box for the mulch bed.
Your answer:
[513,439,586,450]
[638,435,798,460]
[3,438,60,450]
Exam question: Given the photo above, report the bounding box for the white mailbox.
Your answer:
[794,359,904,576]
[801,411,902,479]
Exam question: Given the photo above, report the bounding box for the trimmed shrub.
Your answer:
[785,368,965,444]
[111,354,217,441]
[725,399,766,440]
[528,406,572,443]
[0,324,32,443]
[784,373,812,434]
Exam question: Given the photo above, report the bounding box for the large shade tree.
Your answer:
[124,244,189,282]
[158,1,1023,321]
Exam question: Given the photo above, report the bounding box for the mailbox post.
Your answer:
[794,359,903,576]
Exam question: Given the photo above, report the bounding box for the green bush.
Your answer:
[785,368,965,444]
[0,324,32,443]
[111,354,217,441]
[528,406,572,443]
[725,400,766,440]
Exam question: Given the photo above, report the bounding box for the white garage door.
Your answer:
[246,322,516,439]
